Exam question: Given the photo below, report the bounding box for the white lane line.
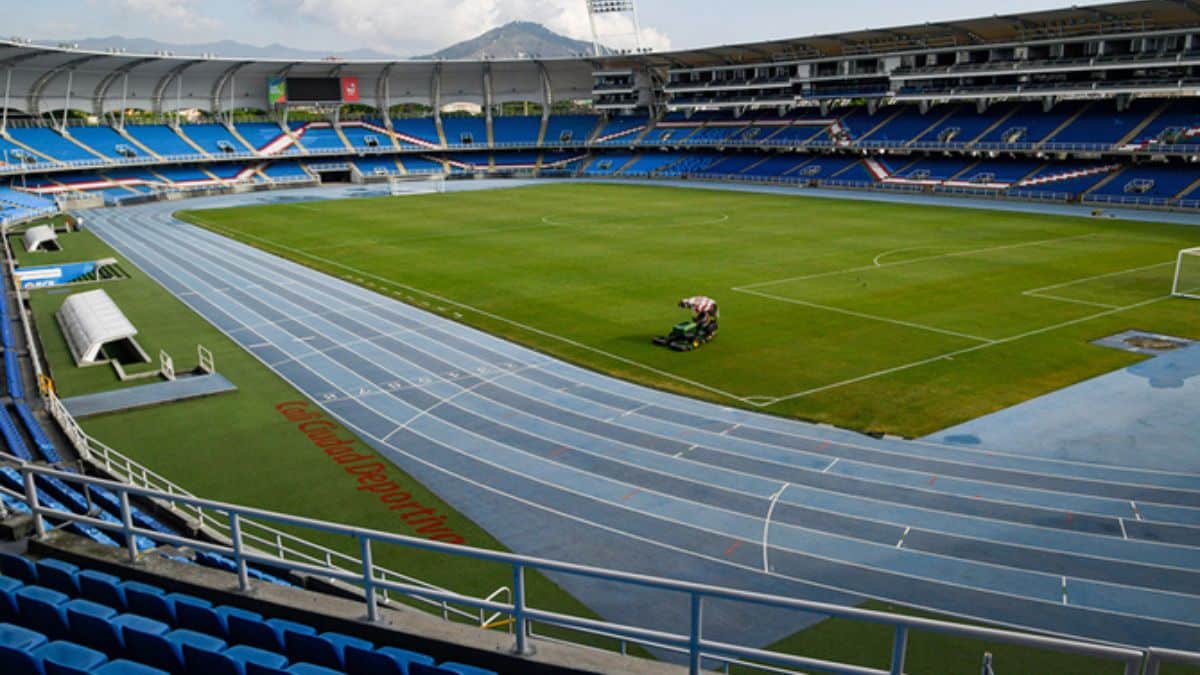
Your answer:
[1061,576,1068,605]
[1130,501,1142,521]
[1119,517,1128,540]
[1021,292,1121,309]
[737,232,1102,290]
[762,483,789,572]
[732,287,996,343]
[720,423,741,436]
[822,458,839,473]
[896,526,911,549]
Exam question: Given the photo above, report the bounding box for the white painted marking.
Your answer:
[873,245,941,267]
[1130,501,1142,521]
[1061,576,1068,605]
[896,526,911,549]
[822,458,839,473]
[720,423,741,436]
[1118,517,1128,540]
[762,483,788,572]
[733,287,996,343]
[737,232,1101,290]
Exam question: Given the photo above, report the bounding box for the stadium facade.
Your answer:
[2,0,1200,221]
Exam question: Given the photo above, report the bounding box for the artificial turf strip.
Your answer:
[179,182,1200,437]
[17,227,615,646]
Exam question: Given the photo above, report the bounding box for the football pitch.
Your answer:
[178,182,1200,436]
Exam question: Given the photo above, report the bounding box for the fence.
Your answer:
[4,460,1196,675]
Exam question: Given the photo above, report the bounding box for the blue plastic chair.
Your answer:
[93,660,170,675]
[15,585,71,640]
[284,630,372,669]
[345,644,435,675]
[0,621,48,650]
[33,639,109,675]
[64,598,120,657]
[121,581,173,624]
[0,551,37,584]
[34,559,80,596]
[78,570,126,610]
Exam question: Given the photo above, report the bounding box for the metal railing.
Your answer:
[7,459,1192,675]
[38,392,485,626]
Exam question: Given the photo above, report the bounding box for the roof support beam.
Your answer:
[92,57,157,119]
[150,60,200,117]
[27,55,101,117]
[210,61,252,120]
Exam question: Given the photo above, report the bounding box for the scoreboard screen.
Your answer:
[286,77,343,102]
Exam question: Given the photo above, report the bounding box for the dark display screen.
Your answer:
[286,77,343,102]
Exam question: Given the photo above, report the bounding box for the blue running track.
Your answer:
[81,185,1200,651]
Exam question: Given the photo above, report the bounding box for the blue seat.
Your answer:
[93,660,170,675]
[284,630,372,669]
[34,559,80,596]
[287,664,345,675]
[346,644,435,674]
[177,600,261,639]
[15,585,70,639]
[0,621,48,650]
[229,614,315,652]
[411,663,498,675]
[0,641,43,675]
[121,581,173,624]
[64,598,120,657]
[0,575,21,621]
[123,624,221,673]
[223,644,289,675]
[0,551,37,584]
[112,613,168,653]
[181,639,262,675]
[78,570,125,610]
[33,640,109,675]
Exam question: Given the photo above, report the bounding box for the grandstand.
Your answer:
[0,1,1199,674]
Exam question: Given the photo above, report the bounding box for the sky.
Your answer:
[4,0,1082,56]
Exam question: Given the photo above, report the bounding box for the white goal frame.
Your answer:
[389,173,446,196]
[1171,246,1200,299]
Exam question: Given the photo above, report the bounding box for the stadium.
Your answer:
[0,0,1198,673]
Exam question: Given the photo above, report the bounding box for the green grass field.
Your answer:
[180,182,1200,436]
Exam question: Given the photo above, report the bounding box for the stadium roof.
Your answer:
[1,0,1196,70]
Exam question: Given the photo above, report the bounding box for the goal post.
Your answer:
[388,173,446,197]
[1171,247,1200,299]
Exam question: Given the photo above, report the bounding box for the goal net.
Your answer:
[389,173,446,197]
[1171,247,1200,299]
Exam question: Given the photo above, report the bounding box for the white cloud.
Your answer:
[114,0,218,30]
[252,0,671,55]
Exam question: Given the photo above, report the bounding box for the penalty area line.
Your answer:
[758,293,1174,406]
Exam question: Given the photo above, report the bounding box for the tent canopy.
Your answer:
[22,225,59,252]
[56,289,141,366]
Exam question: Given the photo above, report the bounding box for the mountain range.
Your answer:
[43,22,605,61]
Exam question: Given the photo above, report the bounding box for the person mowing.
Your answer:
[653,296,719,351]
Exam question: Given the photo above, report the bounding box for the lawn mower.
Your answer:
[653,296,719,351]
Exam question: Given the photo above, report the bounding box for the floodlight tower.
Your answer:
[585,0,644,56]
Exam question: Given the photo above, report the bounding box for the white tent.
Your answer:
[22,225,60,252]
[56,289,145,366]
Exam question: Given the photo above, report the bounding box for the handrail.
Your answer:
[39,390,484,625]
[7,459,1187,675]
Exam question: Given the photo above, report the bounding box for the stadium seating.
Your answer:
[592,116,648,145]
[0,549,499,675]
[440,118,487,147]
[293,123,348,152]
[490,116,541,145]
[541,115,598,145]
[123,126,200,159]
[176,125,251,155]
[69,127,144,160]
[1045,99,1161,145]
[339,124,392,151]
[388,119,441,147]
[8,129,100,163]
[975,101,1086,146]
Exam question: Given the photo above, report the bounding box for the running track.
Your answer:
[83,186,1200,652]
